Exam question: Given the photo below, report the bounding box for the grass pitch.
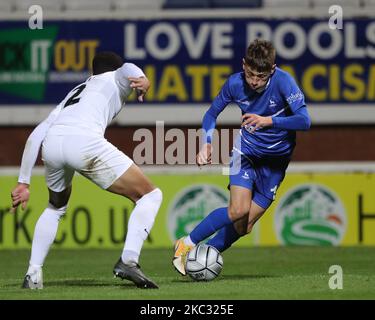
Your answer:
[0,247,374,300]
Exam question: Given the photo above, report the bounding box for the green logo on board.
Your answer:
[167,184,228,242]
[274,184,346,246]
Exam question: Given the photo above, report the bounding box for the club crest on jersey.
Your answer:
[241,171,250,180]
[269,99,277,108]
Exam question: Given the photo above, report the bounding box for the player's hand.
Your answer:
[10,183,30,213]
[196,143,212,167]
[241,114,273,133]
[128,76,150,102]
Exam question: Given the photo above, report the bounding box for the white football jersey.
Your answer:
[48,63,144,137]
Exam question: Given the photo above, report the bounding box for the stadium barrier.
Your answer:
[1,163,374,249]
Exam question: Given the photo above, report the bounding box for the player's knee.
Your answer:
[134,188,162,222]
[49,198,68,209]
[48,188,71,209]
[47,203,67,218]
[235,224,247,236]
[129,182,157,202]
[145,187,162,205]
[228,203,249,221]
[135,188,163,206]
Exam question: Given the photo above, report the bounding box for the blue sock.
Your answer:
[206,223,241,252]
[190,207,232,244]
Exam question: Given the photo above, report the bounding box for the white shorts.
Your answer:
[41,134,133,192]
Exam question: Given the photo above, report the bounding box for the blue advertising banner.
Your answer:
[0,18,374,105]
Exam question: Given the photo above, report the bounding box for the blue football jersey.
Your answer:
[204,67,307,157]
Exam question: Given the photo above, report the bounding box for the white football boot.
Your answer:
[22,265,43,289]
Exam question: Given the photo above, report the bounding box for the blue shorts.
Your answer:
[229,141,290,209]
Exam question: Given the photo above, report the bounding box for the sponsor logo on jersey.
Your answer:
[274,184,346,246]
[167,184,228,242]
[286,91,304,105]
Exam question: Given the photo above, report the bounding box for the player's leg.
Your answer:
[207,159,288,253]
[247,197,267,234]
[107,164,162,265]
[24,187,72,290]
[189,185,251,245]
[206,199,265,253]
[173,143,254,275]
[198,142,258,253]
[28,187,71,268]
[183,143,253,248]
[206,215,247,252]
[106,165,162,289]
[76,137,162,288]
[23,135,74,289]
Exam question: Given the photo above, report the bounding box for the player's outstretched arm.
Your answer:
[12,105,62,212]
[17,105,62,185]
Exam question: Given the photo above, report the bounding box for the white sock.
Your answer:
[122,188,162,264]
[29,204,66,267]
[184,235,195,246]
[26,264,42,274]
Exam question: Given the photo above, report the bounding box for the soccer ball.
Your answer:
[185,244,223,281]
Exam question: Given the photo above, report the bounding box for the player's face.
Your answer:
[242,61,275,91]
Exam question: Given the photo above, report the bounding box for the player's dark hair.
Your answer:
[244,39,276,73]
[92,51,123,75]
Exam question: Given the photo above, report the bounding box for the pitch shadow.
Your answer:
[219,274,278,280]
[42,279,128,287]
[170,274,277,283]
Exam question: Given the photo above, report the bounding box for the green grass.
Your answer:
[0,247,374,300]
